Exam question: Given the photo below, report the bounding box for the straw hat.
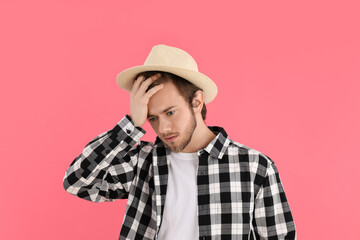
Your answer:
[116,44,218,104]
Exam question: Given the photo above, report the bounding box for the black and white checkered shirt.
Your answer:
[63,114,296,240]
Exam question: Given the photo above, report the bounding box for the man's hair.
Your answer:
[135,71,207,121]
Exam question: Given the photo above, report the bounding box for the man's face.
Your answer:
[147,81,197,153]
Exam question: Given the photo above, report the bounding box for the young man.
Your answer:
[63,44,296,240]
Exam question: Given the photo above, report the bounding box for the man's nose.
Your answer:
[158,118,171,134]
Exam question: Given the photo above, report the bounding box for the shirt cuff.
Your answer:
[111,114,146,143]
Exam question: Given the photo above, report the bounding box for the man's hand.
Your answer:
[129,73,164,127]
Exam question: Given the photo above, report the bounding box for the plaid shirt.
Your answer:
[63,114,296,240]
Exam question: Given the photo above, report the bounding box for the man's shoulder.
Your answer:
[227,139,275,167]
[136,140,155,151]
[209,125,274,166]
[134,139,168,156]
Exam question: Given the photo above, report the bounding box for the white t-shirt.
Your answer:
[157,151,199,240]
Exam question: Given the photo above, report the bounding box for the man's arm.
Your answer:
[63,73,164,203]
[253,156,296,239]
[62,114,148,202]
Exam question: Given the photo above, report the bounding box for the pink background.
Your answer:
[1,0,359,239]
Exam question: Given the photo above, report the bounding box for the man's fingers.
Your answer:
[131,75,145,93]
[138,73,161,93]
[144,83,164,98]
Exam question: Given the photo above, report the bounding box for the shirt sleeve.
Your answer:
[253,159,297,239]
[62,114,149,203]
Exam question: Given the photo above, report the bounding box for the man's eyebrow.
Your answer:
[147,105,176,118]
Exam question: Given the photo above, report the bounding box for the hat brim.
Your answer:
[116,65,218,104]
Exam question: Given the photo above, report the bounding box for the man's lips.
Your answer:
[164,135,178,142]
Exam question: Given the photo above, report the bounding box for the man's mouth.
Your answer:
[165,135,177,142]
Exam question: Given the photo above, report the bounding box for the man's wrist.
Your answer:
[129,114,142,128]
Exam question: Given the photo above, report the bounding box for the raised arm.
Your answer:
[63,73,164,202]
[62,115,147,202]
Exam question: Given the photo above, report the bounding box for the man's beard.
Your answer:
[167,109,197,153]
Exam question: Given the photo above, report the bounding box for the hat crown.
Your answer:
[144,44,199,72]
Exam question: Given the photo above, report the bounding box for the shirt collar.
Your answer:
[154,126,231,160]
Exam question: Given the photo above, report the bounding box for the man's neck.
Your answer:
[181,121,217,153]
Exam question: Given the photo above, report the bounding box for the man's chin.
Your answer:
[161,139,174,148]
[163,141,182,153]
[166,143,179,152]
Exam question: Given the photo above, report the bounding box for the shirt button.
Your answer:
[126,129,131,134]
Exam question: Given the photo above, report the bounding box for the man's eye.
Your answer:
[149,117,157,121]
[168,111,175,116]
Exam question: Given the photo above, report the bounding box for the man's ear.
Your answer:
[191,90,204,113]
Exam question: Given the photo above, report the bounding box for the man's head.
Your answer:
[135,71,207,152]
[138,71,207,121]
